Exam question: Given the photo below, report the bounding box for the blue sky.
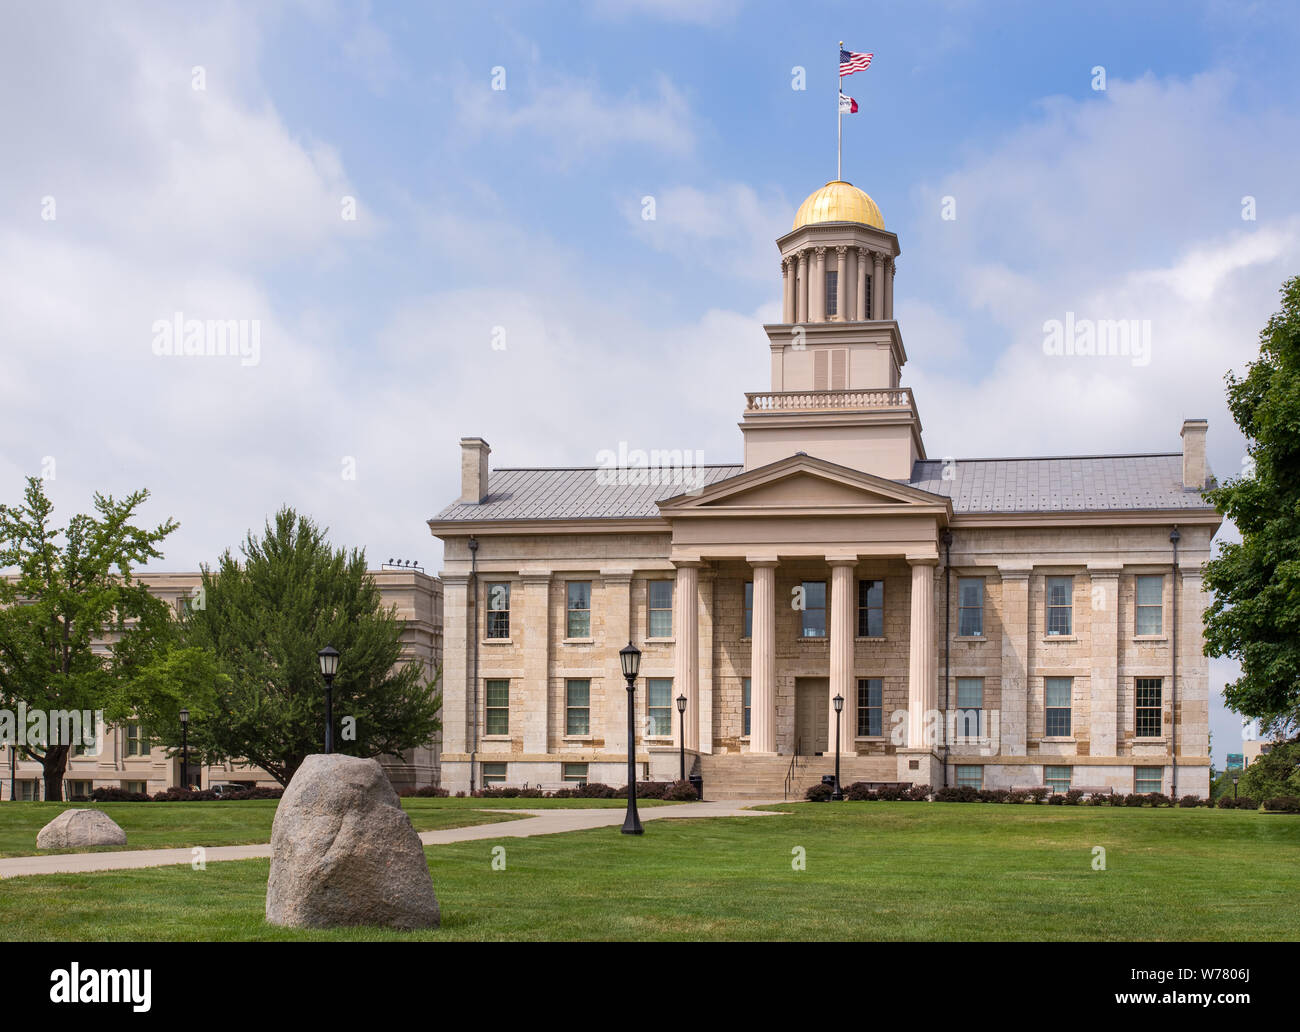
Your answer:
[3,0,1299,765]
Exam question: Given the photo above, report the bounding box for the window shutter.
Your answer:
[813,349,828,390]
[831,349,847,389]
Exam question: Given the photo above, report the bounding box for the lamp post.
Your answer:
[1233,777,1239,801]
[619,641,643,835]
[318,645,340,754]
[179,708,189,790]
[832,693,844,800]
[676,693,687,782]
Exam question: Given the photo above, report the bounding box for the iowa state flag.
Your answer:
[839,92,858,114]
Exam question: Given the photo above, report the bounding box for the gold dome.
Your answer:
[792,180,884,230]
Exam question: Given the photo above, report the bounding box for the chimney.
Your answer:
[460,437,491,504]
[1180,419,1208,490]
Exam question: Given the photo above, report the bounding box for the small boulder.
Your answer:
[265,754,440,930]
[36,809,127,850]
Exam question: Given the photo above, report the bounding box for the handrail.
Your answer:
[782,737,803,801]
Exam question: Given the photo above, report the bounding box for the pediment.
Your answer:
[658,454,949,516]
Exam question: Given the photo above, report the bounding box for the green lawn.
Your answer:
[3,803,1297,941]
[0,798,522,858]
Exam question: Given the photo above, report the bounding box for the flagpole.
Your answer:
[837,40,843,181]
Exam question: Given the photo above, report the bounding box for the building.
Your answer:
[2,568,442,799]
[429,179,1221,799]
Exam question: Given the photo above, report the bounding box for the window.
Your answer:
[17,781,37,801]
[857,579,884,637]
[648,581,673,638]
[956,677,983,738]
[1135,575,1163,635]
[485,679,509,736]
[824,270,838,317]
[562,763,589,786]
[743,677,752,736]
[956,765,982,789]
[743,582,753,638]
[1135,766,1163,794]
[648,678,673,736]
[566,581,591,638]
[125,723,147,757]
[486,582,511,638]
[1136,678,1163,738]
[1046,576,1073,636]
[482,762,507,786]
[864,275,873,319]
[800,580,827,638]
[1045,677,1073,737]
[1044,766,1072,793]
[958,578,984,636]
[125,781,147,795]
[65,780,93,799]
[813,349,848,389]
[857,678,883,737]
[565,679,591,736]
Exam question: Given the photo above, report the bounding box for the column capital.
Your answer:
[519,571,553,585]
[997,563,1033,580]
[597,568,633,584]
[440,573,471,587]
[814,245,827,257]
[906,554,940,567]
[826,555,859,567]
[1086,563,1123,578]
[835,244,848,256]
[672,559,708,570]
[746,556,780,568]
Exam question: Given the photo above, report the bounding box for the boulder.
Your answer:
[36,809,127,850]
[265,754,440,930]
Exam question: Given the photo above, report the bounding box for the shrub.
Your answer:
[1064,789,1084,806]
[1122,793,1146,807]
[1216,794,1236,809]
[1046,792,1065,805]
[905,784,932,801]
[877,785,907,801]
[1029,788,1049,804]
[1263,795,1300,813]
[662,779,699,801]
[844,782,876,801]
[935,785,979,803]
[151,787,218,802]
[1145,792,1171,808]
[1177,794,1202,808]
[1235,796,1257,810]
[1007,791,1029,804]
[805,782,833,802]
[413,785,449,798]
[92,787,151,803]
[575,782,619,799]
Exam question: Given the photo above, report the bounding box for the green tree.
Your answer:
[0,477,179,800]
[137,508,441,786]
[1204,276,1300,737]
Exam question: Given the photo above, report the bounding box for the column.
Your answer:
[835,246,847,322]
[999,566,1031,755]
[813,247,826,321]
[781,258,793,322]
[796,251,808,323]
[698,567,716,755]
[828,559,857,756]
[872,251,884,321]
[601,571,633,759]
[884,256,895,320]
[1088,565,1121,756]
[855,247,868,321]
[441,574,470,755]
[906,558,938,749]
[673,563,701,752]
[749,560,778,754]
[519,572,552,754]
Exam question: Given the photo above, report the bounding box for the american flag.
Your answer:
[840,49,873,77]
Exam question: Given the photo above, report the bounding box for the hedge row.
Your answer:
[467,780,699,801]
[804,782,1259,807]
[76,786,284,803]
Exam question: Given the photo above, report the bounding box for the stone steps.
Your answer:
[699,753,898,799]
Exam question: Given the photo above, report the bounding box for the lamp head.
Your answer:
[619,640,641,680]
[179,708,189,725]
[676,693,687,714]
[833,693,844,713]
[317,645,340,680]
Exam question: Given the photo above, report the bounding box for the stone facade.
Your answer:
[430,179,1221,800]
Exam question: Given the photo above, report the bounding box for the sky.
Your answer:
[3,0,1298,767]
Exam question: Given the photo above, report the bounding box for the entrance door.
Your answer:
[795,678,830,755]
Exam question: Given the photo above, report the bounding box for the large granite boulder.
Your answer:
[36,809,127,849]
[265,754,440,930]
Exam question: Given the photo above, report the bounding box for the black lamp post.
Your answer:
[832,693,844,800]
[179,708,189,790]
[676,693,688,782]
[620,641,643,835]
[318,645,340,754]
[1233,776,1239,800]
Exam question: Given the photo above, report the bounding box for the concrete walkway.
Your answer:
[0,799,787,879]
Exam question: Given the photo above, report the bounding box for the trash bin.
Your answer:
[821,775,836,788]
[689,773,704,801]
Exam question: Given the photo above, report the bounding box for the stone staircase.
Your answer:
[699,752,899,800]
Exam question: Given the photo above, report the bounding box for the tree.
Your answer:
[1203,276,1300,738]
[0,477,178,800]
[139,508,441,786]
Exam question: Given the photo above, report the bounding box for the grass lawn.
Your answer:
[2,802,1297,940]
[0,798,524,858]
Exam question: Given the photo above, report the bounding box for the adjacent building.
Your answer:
[430,179,1221,799]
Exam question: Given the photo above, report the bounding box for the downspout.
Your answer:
[941,529,953,789]
[468,536,480,795]
[1169,526,1180,799]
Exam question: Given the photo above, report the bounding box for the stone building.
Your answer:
[429,179,1221,799]
[2,568,442,799]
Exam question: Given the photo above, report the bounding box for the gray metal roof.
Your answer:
[908,453,1214,513]
[431,453,1215,523]
[431,465,744,522]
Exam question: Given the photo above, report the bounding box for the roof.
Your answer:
[430,453,1215,523]
[908,453,1214,513]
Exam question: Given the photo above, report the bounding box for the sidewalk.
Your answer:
[0,799,787,879]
